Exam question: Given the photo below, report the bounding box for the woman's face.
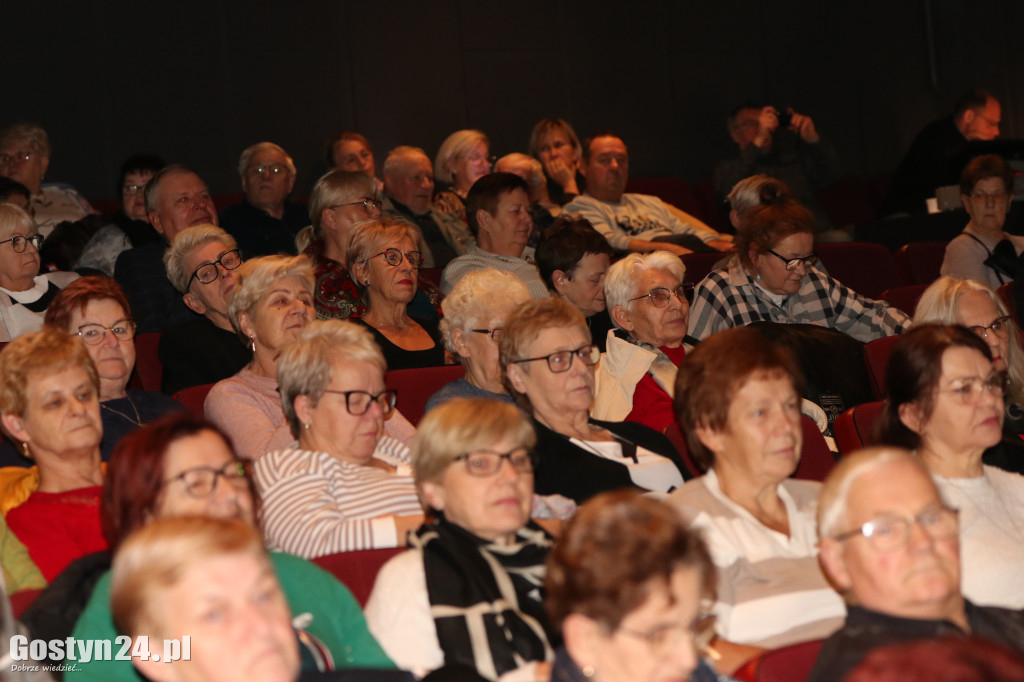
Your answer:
[537,130,577,169]
[507,324,595,419]
[560,253,611,317]
[362,235,420,305]
[69,298,135,389]
[334,139,376,177]
[699,373,802,484]
[421,436,533,544]
[962,176,1010,234]
[122,170,154,222]
[155,430,255,525]
[0,221,40,289]
[301,359,386,465]
[956,289,1010,372]
[620,267,689,348]
[454,142,491,193]
[458,310,510,389]
[243,276,313,355]
[752,232,815,296]
[10,365,102,462]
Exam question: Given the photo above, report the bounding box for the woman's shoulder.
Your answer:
[257,447,332,481]
[126,389,185,416]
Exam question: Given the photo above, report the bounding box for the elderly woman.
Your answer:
[546,490,722,682]
[528,118,584,205]
[349,216,445,370]
[495,153,561,234]
[366,398,555,681]
[0,204,78,341]
[877,323,1024,610]
[687,189,908,343]
[592,251,688,432]
[43,276,182,459]
[72,412,394,681]
[160,224,252,394]
[941,154,1024,288]
[433,129,492,223]
[427,269,532,411]
[256,320,424,557]
[0,122,93,236]
[668,326,846,654]
[535,217,615,351]
[501,297,688,503]
[0,328,106,582]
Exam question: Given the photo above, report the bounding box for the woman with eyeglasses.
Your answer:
[687,186,907,343]
[43,276,183,460]
[70,411,395,682]
[348,216,446,370]
[0,203,78,342]
[500,297,689,504]
[433,129,491,224]
[877,323,1024,610]
[592,251,689,433]
[255,320,424,558]
[914,276,1024,475]
[366,397,557,681]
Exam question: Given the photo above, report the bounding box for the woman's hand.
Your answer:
[543,157,579,195]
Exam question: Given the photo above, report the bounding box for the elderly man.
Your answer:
[114,165,218,333]
[440,172,548,298]
[809,447,1024,682]
[219,142,306,257]
[381,145,473,268]
[881,89,1002,216]
[564,134,731,256]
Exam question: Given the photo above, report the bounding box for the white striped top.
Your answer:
[255,436,424,558]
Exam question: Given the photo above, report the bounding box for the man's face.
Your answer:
[384,153,434,215]
[478,188,533,257]
[963,98,1001,141]
[149,171,218,240]
[0,140,48,194]
[729,107,763,149]
[581,136,628,202]
[240,149,295,213]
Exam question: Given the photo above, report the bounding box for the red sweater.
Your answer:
[625,345,686,433]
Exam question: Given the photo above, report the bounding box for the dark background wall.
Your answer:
[3,0,1020,202]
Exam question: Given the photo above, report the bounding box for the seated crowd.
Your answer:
[1,104,1024,682]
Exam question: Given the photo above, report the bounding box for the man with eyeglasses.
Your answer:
[808,447,1024,682]
[220,142,307,258]
[440,172,549,298]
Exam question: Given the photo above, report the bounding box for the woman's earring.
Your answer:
[755,272,762,282]
[249,336,256,352]
[303,422,311,430]
[581,665,596,678]
[364,280,370,287]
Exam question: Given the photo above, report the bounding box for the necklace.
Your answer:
[101,393,142,426]
[363,314,408,329]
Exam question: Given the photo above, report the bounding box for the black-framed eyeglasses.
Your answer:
[0,151,32,166]
[628,284,687,308]
[74,320,136,345]
[968,315,1012,340]
[0,234,43,253]
[163,460,252,499]
[471,328,503,342]
[247,164,289,177]
[832,505,959,553]
[188,249,243,288]
[365,247,424,269]
[937,371,1008,405]
[453,447,536,477]
[766,249,818,271]
[617,613,717,657]
[511,344,599,373]
[320,388,398,416]
[331,197,382,212]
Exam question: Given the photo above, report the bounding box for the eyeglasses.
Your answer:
[968,315,1012,340]
[188,249,243,287]
[833,505,959,553]
[365,247,424,269]
[766,249,819,271]
[164,460,252,499]
[0,234,43,253]
[122,184,146,196]
[617,614,717,658]
[453,447,536,477]
[331,197,382,212]
[471,328,503,342]
[74,321,136,345]
[0,151,32,166]
[320,388,398,416]
[629,284,687,308]
[937,371,1008,405]
[969,189,1008,202]
[511,344,599,373]
[247,164,289,177]
[466,152,496,167]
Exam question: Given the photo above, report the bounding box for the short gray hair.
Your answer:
[228,255,315,344]
[0,123,50,158]
[309,170,376,238]
[439,269,531,357]
[238,141,295,177]
[143,165,195,215]
[604,251,685,328]
[726,174,792,218]
[495,153,545,194]
[0,203,37,241]
[164,224,238,293]
[382,146,430,179]
[434,130,488,186]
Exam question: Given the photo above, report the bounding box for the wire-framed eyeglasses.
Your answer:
[471,328,503,342]
[511,344,599,373]
[937,371,1008,405]
[617,613,717,658]
[320,389,398,416]
[364,248,424,269]
[75,321,136,345]
[331,197,382,212]
[629,285,687,308]
[832,505,959,553]
[967,315,1012,340]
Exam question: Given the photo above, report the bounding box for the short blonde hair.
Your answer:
[238,141,295,177]
[0,123,51,158]
[495,153,546,194]
[411,398,536,513]
[227,255,315,344]
[309,170,377,238]
[110,516,269,637]
[604,251,686,328]
[435,130,488,186]
[0,203,37,241]
[344,215,417,274]
[0,327,98,420]
[527,118,581,164]
[163,224,238,294]
[439,269,531,357]
[277,319,387,438]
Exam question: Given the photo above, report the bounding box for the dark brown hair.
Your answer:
[960,153,1014,196]
[735,193,815,270]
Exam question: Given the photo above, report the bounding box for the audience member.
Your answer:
[381,146,472,267]
[501,297,688,503]
[441,172,548,298]
[220,141,307,257]
[564,133,731,256]
[811,447,1024,681]
[528,117,585,206]
[0,176,31,212]
[0,123,94,237]
[257,319,423,557]
[881,88,1002,216]
[160,224,252,394]
[434,129,492,224]
[495,152,559,238]
[876,324,1024,609]
[325,130,383,191]
[43,277,182,459]
[843,636,1024,682]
